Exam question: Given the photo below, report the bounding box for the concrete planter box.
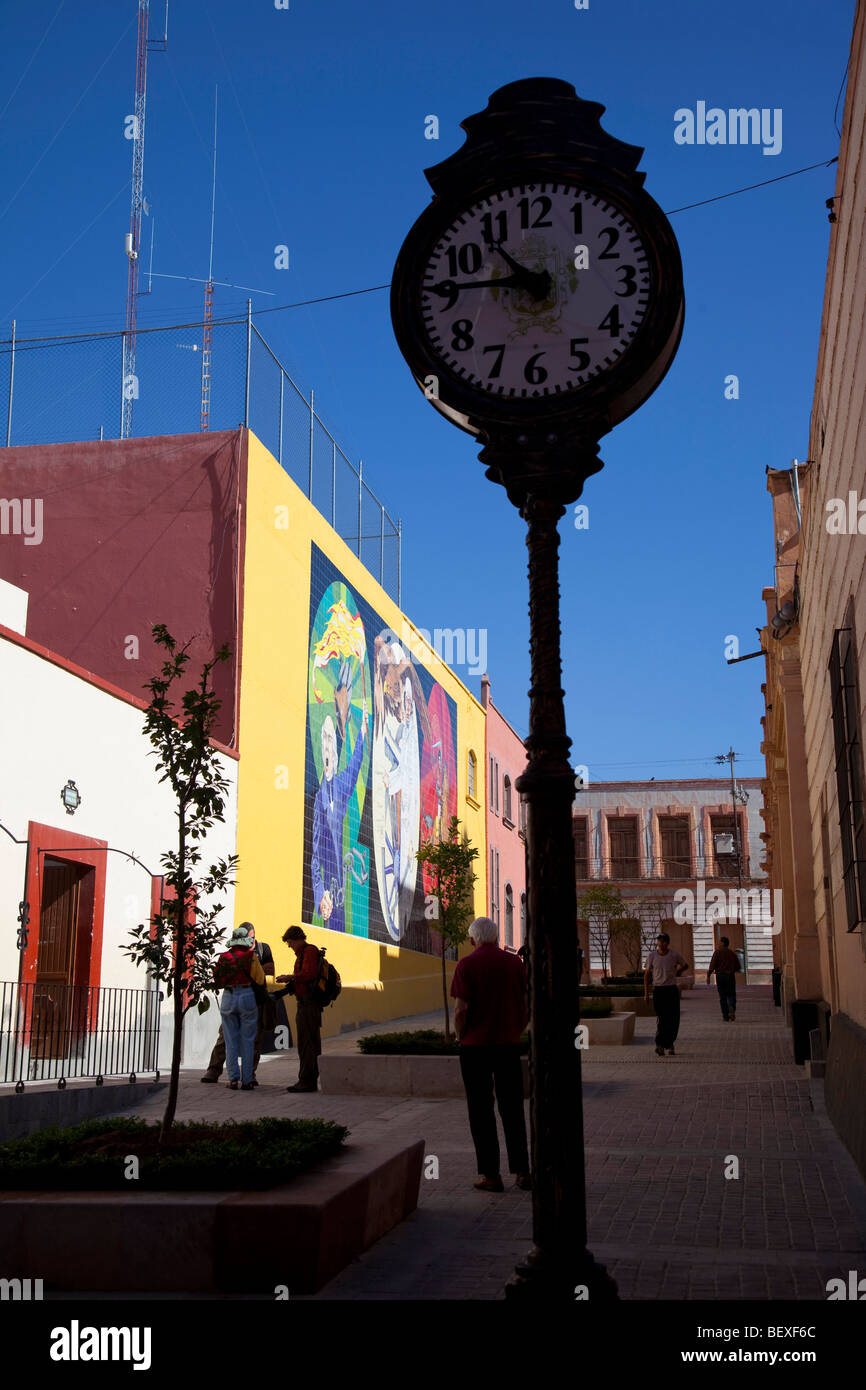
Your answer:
[0,1135,424,1295]
[609,995,655,1017]
[320,1052,530,1098]
[583,1012,635,1045]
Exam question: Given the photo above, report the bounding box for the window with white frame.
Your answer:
[467,749,477,800]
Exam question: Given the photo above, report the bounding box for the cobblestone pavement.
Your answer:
[103,985,866,1300]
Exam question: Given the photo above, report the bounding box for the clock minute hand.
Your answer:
[431,274,524,297]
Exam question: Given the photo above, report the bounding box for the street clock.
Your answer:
[391,77,685,504]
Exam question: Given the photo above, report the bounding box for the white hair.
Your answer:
[468,916,498,945]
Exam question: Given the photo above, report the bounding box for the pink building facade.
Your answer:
[481,676,528,951]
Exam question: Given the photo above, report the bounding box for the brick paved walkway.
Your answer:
[104,984,866,1300]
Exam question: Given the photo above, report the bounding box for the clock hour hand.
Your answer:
[487,242,552,301]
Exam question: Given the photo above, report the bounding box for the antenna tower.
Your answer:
[201,87,218,432]
[122,1,168,440]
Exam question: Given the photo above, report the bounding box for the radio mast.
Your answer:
[122,1,168,440]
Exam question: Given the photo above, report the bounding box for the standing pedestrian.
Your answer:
[644,932,690,1057]
[451,916,531,1193]
[201,924,275,1084]
[707,935,741,1022]
[214,925,266,1090]
[276,926,323,1093]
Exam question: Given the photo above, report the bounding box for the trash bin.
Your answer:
[771,966,782,1007]
[791,1000,820,1065]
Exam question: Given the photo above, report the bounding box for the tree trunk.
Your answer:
[160,826,187,1144]
[441,923,451,1041]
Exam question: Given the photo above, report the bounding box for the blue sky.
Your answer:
[0,0,855,781]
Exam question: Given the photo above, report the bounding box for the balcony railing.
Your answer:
[574,855,751,882]
[0,981,161,1089]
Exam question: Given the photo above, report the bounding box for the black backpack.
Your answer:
[313,947,342,1008]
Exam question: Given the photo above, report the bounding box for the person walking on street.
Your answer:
[707,935,742,1022]
[644,932,690,1057]
[215,925,266,1090]
[201,924,275,1084]
[276,926,323,1093]
[451,916,531,1193]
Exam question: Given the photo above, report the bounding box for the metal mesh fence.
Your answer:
[0,314,400,603]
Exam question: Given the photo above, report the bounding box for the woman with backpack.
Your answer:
[215,924,267,1090]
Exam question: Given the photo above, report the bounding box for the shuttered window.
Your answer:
[608,816,639,878]
[829,626,866,930]
[574,816,590,879]
[659,816,690,877]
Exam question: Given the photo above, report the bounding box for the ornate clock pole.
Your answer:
[391,77,684,1301]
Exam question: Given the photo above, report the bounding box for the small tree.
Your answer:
[124,625,238,1143]
[416,816,478,1041]
[577,884,626,981]
[634,896,679,969]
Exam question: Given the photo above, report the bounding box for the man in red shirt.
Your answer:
[276,926,323,1092]
[450,916,531,1193]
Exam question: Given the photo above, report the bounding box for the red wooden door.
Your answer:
[33,858,82,1059]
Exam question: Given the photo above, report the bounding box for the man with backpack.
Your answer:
[275,925,340,1092]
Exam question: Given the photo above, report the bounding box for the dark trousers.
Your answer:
[653,984,680,1049]
[716,972,737,1019]
[458,1043,529,1178]
[296,998,322,1087]
[204,1010,264,1079]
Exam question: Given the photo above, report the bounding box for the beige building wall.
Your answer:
[762,0,866,1180]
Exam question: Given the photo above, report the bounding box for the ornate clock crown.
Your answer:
[423,77,647,200]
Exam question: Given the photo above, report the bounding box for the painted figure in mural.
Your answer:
[372,635,430,940]
[312,703,369,933]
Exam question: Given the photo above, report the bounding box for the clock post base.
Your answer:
[505,1244,619,1302]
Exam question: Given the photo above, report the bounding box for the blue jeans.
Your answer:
[219,986,258,1083]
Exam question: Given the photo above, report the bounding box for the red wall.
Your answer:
[0,430,246,746]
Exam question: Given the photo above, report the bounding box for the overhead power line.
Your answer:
[1,154,840,345]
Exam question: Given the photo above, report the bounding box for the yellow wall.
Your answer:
[236,431,487,1035]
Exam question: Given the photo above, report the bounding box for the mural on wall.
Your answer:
[304,545,458,954]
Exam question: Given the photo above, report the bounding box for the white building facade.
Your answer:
[0,625,239,1081]
[573,777,774,982]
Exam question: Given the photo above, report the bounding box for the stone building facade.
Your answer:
[759,0,866,1181]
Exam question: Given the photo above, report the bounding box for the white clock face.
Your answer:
[419,182,651,399]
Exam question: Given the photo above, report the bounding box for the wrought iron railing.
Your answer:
[0,981,161,1090]
[573,855,753,882]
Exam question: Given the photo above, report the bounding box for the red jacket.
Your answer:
[216,946,265,989]
[292,944,321,1000]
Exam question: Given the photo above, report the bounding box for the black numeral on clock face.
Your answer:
[570,202,583,235]
[482,344,505,377]
[569,338,590,371]
[597,227,620,259]
[446,243,483,276]
[480,211,508,245]
[517,195,552,229]
[524,352,547,385]
[598,306,622,336]
[615,265,637,297]
[451,320,474,351]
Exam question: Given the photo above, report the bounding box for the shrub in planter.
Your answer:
[0,1116,349,1191]
[579,1000,613,1018]
[358,1030,530,1055]
[581,983,642,997]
